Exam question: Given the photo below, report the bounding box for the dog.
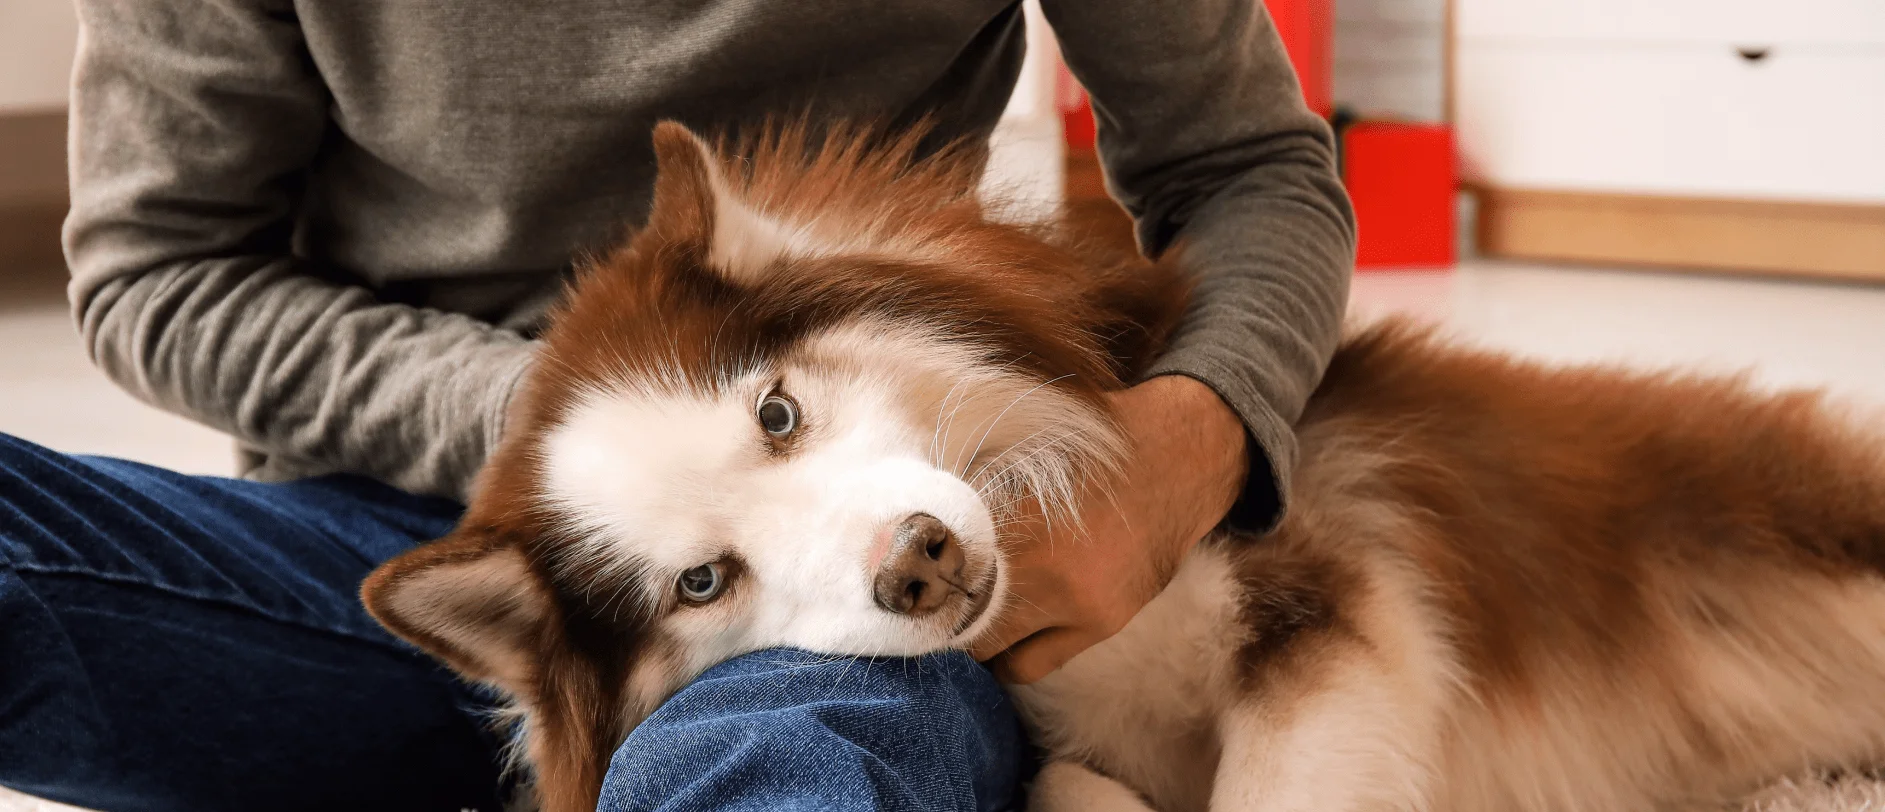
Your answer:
[362,120,1885,812]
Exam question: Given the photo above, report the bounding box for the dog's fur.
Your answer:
[362,121,1885,812]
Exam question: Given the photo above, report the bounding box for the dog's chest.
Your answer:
[1009,543,1246,812]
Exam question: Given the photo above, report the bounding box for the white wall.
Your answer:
[0,0,77,113]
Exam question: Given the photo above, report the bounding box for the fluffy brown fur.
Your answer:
[363,120,1885,812]
[1234,325,1885,809]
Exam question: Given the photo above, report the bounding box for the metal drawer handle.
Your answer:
[1735,46,1772,62]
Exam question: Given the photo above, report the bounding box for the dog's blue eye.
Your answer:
[757,394,797,437]
[677,563,724,603]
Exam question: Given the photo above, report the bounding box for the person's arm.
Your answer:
[65,0,535,499]
[971,0,1355,682]
[1046,0,1356,527]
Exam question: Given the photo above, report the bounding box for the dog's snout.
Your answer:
[873,513,967,617]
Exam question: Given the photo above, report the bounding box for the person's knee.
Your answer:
[597,649,1026,811]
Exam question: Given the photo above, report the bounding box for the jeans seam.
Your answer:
[13,564,421,662]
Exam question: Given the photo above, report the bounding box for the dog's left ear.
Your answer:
[361,528,553,701]
[366,519,635,812]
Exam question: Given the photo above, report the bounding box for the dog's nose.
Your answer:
[873,513,967,617]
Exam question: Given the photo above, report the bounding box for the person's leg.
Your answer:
[0,433,509,812]
[598,649,1028,812]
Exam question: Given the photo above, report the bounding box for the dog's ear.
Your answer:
[645,119,817,285]
[644,121,720,242]
[361,528,552,700]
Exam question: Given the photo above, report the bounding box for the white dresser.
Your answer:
[1452,0,1885,279]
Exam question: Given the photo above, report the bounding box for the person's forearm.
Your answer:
[78,258,535,499]
[1141,160,1353,532]
[1043,0,1355,531]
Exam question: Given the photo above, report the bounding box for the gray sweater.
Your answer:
[64,0,1354,527]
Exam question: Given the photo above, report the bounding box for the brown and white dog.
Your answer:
[362,121,1885,812]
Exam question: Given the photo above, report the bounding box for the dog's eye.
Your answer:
[757,394,798,438]
[677,563,725,603]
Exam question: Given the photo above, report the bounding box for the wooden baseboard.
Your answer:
[1475,187,1885,282]
[0,109,68,271]
[0,200,67,271]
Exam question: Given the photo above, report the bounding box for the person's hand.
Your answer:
[969,375,1250,684]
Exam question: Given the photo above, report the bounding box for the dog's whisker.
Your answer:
[956,373,1078,481]
[968,422,1067,486]
[969,425,1100,532]
[973,425,1093,488]
[930,371,975,468]
[935,352,1035,473]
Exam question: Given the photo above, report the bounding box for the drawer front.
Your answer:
[1457,0,1885,46]
[1456,44,1885,204]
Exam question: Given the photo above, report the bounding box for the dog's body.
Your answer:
[1023,330,1885,811]
[362,122,1885,812]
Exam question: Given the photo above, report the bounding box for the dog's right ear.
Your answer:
[361,529,552,701]
[643,120,822,285]
[643,121,720,243]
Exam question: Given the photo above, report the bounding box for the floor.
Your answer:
[2,259,1883,811]
[1347,260,1885,402]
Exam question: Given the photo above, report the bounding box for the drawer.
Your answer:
[1455,43,1885,204]
[1456,0,1885,47]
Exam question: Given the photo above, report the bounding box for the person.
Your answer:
[0,0,1354,809]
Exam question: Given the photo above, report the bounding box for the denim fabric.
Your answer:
[602,650,1026,812]
[0,433,507,812]
[0,433,1025,811]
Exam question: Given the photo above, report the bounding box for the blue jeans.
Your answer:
[0,433,1025,811]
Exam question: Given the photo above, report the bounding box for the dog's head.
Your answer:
[361,120,1188,810]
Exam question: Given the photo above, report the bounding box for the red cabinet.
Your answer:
[1343,122,1458,269]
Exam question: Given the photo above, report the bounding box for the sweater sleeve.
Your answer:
[1039,0,1357,532]
[64,0,536,500]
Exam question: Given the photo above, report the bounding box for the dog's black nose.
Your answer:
[874,513,967,617]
